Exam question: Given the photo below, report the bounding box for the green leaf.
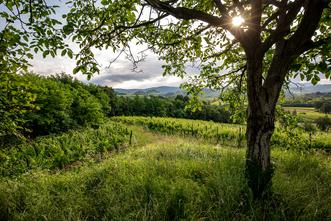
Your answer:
[291,63,302,72]
[23,35,29,42]
[26,53,33,59]
[61,49,67,56]
[43,50,49,58]
[73,66,80,74]
[67,50,73,59]
[311,75,320,85]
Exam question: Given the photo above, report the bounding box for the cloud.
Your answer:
[29,47,186,88]
[90,55,164,84]
[105,76,185,89]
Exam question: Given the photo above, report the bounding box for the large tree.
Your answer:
[1,0,331,198]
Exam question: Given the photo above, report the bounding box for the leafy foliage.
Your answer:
[0,73,36,145]
[0,121,130,177]
[113,94,231,123]
[0,1,69,74]
[0,73,115,143]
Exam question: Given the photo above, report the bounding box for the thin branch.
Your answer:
[220,65,247,93]
[203,40,238,60]
[213,0,227,14]
[161,25,211,47]
[145,0,249,51]
[106,47,126,69]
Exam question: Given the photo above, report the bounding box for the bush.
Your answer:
[303,122,317,134]
[315,116,331,131]
[319,102,331,114]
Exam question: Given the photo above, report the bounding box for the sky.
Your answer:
[29,47,187,89]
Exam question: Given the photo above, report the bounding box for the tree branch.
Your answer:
[298,36,331,54]
[261,0,305,53]
[145,0,225,26]
[145,0,250,51]
[287,0,329,54]
[213,0,227,14]
[203,40,238,60]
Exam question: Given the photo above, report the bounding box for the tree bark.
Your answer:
[245,54,276,199]
[245,102,275,199]
[244,41,294,199]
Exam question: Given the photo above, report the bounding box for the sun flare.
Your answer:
[232,16,244,27]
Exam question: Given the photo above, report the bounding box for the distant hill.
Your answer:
[288,83,331,95]
[114,86,183,96]
[115,84,331,98]
[114,86,220,98]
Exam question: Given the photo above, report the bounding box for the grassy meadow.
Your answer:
[283,106,331,122]
[1,117,331,220]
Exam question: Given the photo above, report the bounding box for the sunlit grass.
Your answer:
[1,138,330,220]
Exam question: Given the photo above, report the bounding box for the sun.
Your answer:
[232,16,244,27]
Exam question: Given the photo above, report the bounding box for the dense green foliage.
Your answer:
[113,95,231,123]
[0,73,115,143]
[1,127,330,221]
[0,73,36,144]
[112,116,331,151]
[0,121,130,177]
[1,73,233,146]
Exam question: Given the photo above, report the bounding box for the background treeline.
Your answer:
[0,73,115,145]
[112,95,231,123]
[0,73,231,145]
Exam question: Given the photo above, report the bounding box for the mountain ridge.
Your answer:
[114,84,331,97]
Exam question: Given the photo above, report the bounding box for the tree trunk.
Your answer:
[245,105,275,199]
[245,55,276,199]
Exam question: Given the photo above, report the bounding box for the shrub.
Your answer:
[303,122,317,134]
[319,102,331,114]
[315,116,331,131]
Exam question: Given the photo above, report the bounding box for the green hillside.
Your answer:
[1,118,331,220]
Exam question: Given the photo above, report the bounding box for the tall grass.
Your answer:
[1,141,330,220]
